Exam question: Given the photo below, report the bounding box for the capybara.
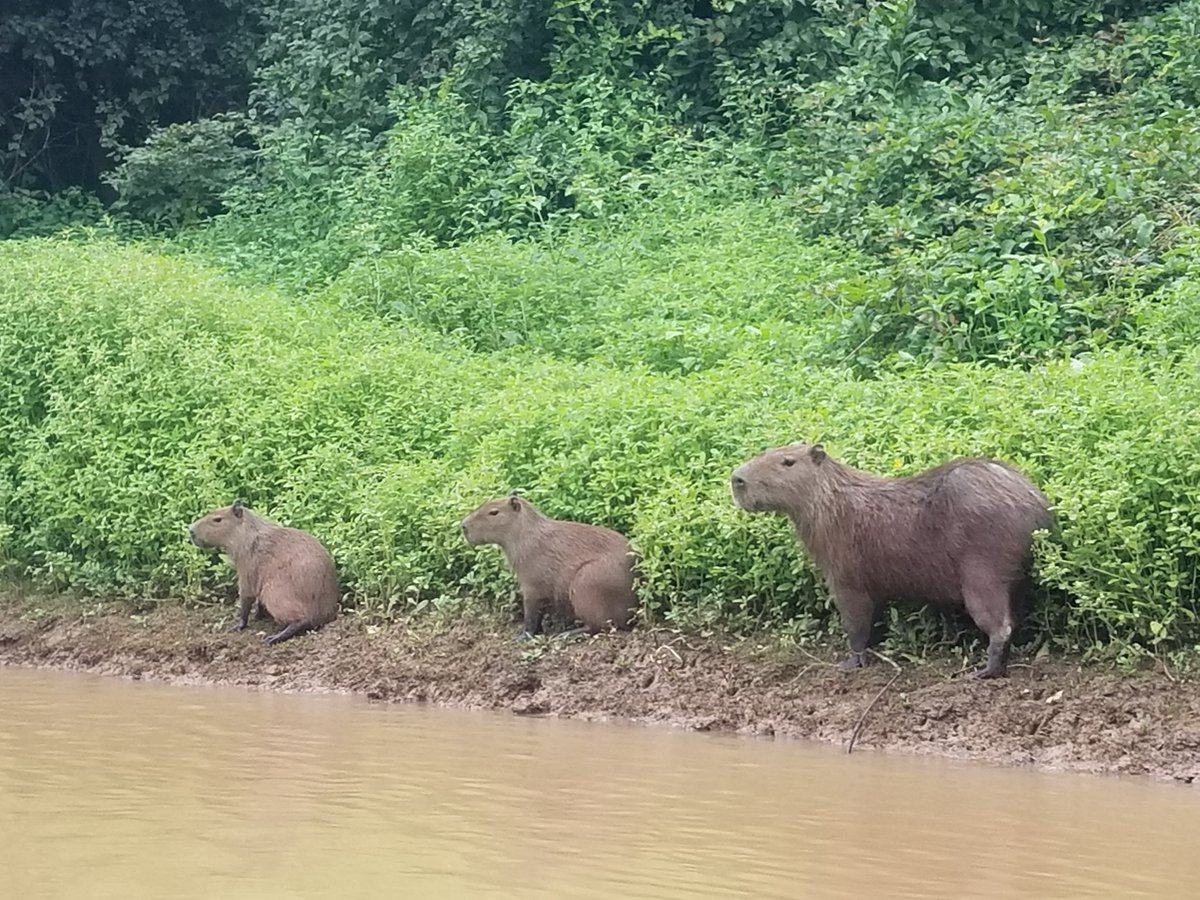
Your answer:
[461,494,638,639]
[731,444,1052,678]
[188,500,338,644]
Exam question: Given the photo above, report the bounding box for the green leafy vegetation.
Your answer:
[3,239,1200,662]
[4,1,1200,664]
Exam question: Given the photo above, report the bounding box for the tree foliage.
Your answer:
[0,0,261,193]
[1,0,1168,198]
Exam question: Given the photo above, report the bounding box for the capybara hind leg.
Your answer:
[961,565,1014,679]
[265,621,311,644]
[834,589,875,670]
[568,562,635,636]
[973,639,1011,680]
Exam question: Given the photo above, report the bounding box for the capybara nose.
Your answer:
[460,520,468,536]
[731,474,746,489]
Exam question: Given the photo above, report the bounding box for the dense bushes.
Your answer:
[2,240,1199,661]
[104,115,260,229]
[148,1,1200,372]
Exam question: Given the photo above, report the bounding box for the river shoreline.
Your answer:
[2,595,1197,784]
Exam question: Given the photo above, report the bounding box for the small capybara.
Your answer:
[461,494,638,639]
[188,500,338,644]
[731,444,1052,678]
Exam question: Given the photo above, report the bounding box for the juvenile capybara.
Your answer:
[731,444,1052,678]
[188,500,338,644]
[461,494,638,639]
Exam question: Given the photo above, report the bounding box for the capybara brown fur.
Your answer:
[188,500,338,645]
[731,444,1052,678]
[461,494,638,639]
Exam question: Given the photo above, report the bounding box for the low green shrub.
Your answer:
[105,114,260,229]
[2,239,1199,661]
[323,199,884,373]
[0,187,106,239]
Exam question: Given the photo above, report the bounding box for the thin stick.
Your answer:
[787,663,818,684]
[846,650,902,755]
[656,644,683,664]
[793,643,839,668]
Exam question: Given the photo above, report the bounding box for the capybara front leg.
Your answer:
[265,621,310,645]
[231,594,254,632]
[519,597,546,641]
[834,589,875,671]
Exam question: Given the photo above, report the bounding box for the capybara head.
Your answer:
[731,443,828,513]
[189,499,248,550]
[461,494,528,546]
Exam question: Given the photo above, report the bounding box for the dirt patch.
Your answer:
[2,595,1198,784]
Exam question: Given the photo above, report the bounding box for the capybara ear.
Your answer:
[232,499,245,518]
[810,444,827,464]
[509,494,521,511]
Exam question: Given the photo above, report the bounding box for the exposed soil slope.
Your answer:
[1,597,1197,783]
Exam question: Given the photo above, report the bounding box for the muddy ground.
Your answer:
[1,595,1198,784]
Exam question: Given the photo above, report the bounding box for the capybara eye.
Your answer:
[213,516,223,523]
[782,457,796,467]
[489,509,500,516]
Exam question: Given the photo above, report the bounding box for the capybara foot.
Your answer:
[840,652,878,672]
[229,621,247,633]
[838,651,871,671]
[969,664,1008,680]
[558,626,588,640]
[265,622,308,644]
[517,630,535,642]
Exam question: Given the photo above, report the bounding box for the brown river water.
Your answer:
[2,667,1198,899]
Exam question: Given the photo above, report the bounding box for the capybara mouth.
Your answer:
[730,477,755,511]
[188,530,207,549]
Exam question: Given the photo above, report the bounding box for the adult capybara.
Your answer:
[461,494,638,639]
[731,444,1052,678]
[188,500,338,644]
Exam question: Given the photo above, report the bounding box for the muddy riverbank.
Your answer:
[1,595,1197,783]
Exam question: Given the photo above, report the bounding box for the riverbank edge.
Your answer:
[1,594,1197,784]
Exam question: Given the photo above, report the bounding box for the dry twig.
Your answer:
[846,650,902,755]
